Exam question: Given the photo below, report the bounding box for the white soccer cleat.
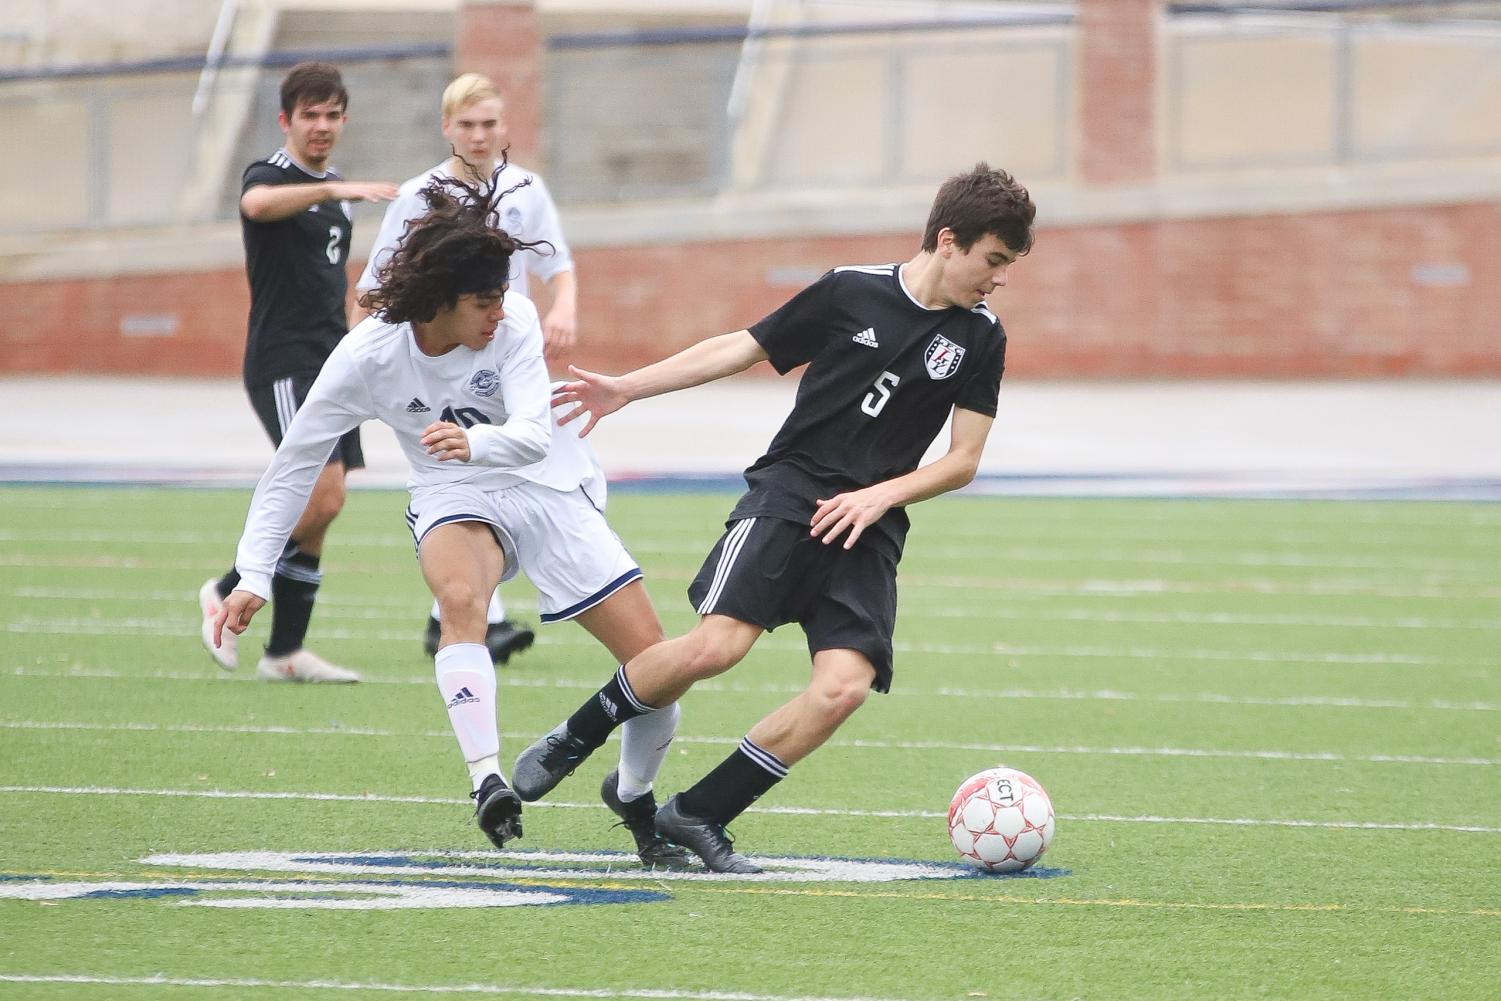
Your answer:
[198,578,238,671]
[255,649,361,684]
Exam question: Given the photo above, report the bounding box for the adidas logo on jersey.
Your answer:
[406,398,431,413]
[852,327,879,348]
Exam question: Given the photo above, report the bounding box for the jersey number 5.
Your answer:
[861,370,900,417]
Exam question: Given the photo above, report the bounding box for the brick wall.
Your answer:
[3,201,1495,378]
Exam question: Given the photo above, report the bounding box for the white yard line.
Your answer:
[0,973,905,1001]
[1,719,1494,767]
[1,617,1469,667]
[1,784,1497,834]
[11,585,1501,631]
[7,665,1499,713]
[6,528,1499,575]
[4,557,1497,599]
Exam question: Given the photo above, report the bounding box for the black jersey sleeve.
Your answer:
[241,160,285,197]
[953,322,1007,418]
[747,272,839,375]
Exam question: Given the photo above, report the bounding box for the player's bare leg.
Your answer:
[420,522,521,846]
[511,614,760,802]
[623,614,763,705]
[744,648,875,765]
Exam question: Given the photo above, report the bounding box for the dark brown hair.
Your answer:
[280,62,348,116]
[921,163,1036,256]
[359,154,549,324]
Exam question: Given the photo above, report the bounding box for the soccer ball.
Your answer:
[947,766,1056,872]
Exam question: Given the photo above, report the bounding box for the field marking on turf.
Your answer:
[3,616,1475,668]
[9,526,1500,575]
[0,974,903,1001]
[141,850,978,884]
[4,718,1496,767]
[8,664,1500,713]
[3,785,1498,834]
[5,556,1499,600]
[12,584,1501,631]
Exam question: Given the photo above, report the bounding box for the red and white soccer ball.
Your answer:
[947,766,1056,872]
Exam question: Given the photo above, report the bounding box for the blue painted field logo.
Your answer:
[142,849,1067,883]
[0,851,1066,910]
[0,876,665,910]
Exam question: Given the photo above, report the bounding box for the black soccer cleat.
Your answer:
[485,620,535,665]
[653,794,764,875]
[600,770,694,870]
[471,774,523,848]
[424,617,536,665]
[511,722,599,801]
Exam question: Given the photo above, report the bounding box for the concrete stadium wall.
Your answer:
[3,0,1498,379]
[2,199,1495,378]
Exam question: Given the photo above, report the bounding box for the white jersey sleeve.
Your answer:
[517,172,573,285]
[465,296,552,468]
[233,342,377,600]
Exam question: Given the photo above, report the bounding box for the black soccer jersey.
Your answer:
[240,149,353,387]
[731,263,1006,561]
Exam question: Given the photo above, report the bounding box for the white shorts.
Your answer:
[405,481,642,623]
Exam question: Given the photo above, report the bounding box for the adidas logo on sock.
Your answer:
[852,327,879,348]
[406,398,431,413]
[447,686,479,709]
[598,692,619,721]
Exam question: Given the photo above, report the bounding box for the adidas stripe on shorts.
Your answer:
[687,516,898,692]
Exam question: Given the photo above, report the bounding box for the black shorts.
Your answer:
[247,374,364,470]
[687,516,898,693]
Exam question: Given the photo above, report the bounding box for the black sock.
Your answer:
[677,737,788,825]
[566,666,656,746]
[266,542,321,656]
[215,568,241,599]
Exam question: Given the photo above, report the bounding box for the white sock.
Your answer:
[431,590,507,625]
[468,755,501,792]
[616,701,681,801]
[434,642,499,786]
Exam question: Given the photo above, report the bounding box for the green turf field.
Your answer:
[1,485,1497,1000]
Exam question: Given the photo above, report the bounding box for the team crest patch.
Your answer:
[469,370,500,398]
[924,335,965,380]
[503,206,523,232]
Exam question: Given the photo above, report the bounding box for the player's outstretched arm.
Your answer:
[552,330,768,436]
[214,590,267,647]
[240,180,398,222]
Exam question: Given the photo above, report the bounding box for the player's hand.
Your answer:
[542,302,577,362]
[333,181,399,203]
[214,590,265,646]
[551,365,627,438]
[421,421,472,462]
[811,487,894,550]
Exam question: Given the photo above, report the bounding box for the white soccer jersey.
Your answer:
[234,291,561,600]
[356,160,574,298]
[355,158,605,515]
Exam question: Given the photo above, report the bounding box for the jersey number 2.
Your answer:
[861,370,900,417]
[325,226,341,265]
